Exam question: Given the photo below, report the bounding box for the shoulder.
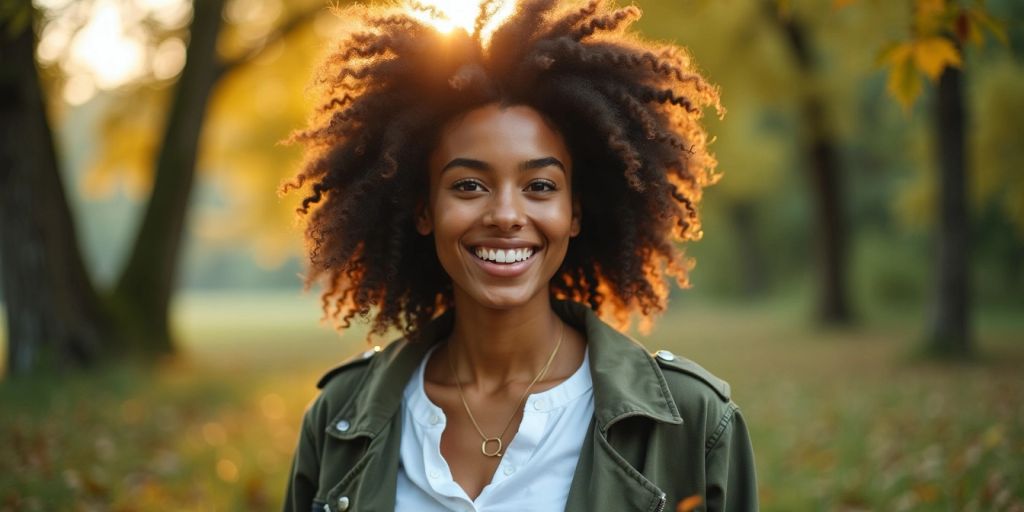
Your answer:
[316,346,383,389]
[652,349,731,403]
[305,344,392,421]
[651,349,739,439]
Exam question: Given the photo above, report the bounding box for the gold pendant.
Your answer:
[481,437,503,457]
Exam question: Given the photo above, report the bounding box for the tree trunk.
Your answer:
[0,5,109,376]
[729,201,767,297]
[111,0,225,354]
[927,64,971,356]
[804,97,850,324]
[771,6,852,325]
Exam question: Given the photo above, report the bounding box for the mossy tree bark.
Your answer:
[0,4,111,375]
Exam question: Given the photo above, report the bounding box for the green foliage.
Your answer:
[887,51,1024,244]
[851,229,929,308]
[972,56,1024,236]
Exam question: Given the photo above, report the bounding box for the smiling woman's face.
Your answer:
[417,103,580,311]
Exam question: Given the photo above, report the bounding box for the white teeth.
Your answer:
[473,246,536,264]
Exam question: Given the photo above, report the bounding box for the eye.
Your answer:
[525,180,557,193]
[452,179,486,192]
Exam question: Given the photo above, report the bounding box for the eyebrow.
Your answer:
[440,156,566,174]
[521,157,566,173]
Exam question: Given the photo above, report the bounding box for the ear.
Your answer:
[570,197,581,237]
[415,200,433,235]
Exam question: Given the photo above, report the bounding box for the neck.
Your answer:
[447,291,563,389]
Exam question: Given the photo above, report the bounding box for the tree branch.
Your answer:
[215,6,323,79]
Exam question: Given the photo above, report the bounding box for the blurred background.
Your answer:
[1,0,1022,510]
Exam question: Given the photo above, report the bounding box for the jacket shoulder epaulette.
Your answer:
[652,349,731,402]
[316,347,380,389]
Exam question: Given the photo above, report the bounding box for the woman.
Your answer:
[283,1,757,510]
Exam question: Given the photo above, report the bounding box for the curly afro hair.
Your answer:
[282,0,722,339]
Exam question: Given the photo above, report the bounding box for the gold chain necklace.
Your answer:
[446,322,565,458]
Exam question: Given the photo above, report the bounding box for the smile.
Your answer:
[472,246,536,264]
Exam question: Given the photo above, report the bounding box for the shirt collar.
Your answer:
[327,300,681,440]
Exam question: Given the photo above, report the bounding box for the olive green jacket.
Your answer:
[284,301,758,512]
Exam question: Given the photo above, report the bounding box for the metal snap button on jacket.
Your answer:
[655,349,676,362]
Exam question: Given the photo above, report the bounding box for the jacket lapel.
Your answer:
[552,301,682,430]
[555,301,681,512]
[564,417,671,512]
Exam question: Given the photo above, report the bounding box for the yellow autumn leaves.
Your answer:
[874,0,1007,110]
[879,36,961,110]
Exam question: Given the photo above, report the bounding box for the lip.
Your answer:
[467,239,541,250]
[464,244,540,278]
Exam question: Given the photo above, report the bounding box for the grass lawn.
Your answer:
[1,291,1022,511]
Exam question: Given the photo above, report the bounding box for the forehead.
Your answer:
[430,103,572,167]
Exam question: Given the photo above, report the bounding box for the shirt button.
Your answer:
[335,419,350,432]
[503,465,515,476]
[428,470,440,479]
[336,496,350,511]
[533,398,547,411]
[655,350,676,362]
[429,413,441,425]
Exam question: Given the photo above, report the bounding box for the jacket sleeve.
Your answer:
[705,402,758,511]
[284,399,322,512]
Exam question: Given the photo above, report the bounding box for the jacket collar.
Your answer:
[327,300,681,441]
[551,300,682,430]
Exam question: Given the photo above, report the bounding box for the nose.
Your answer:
[483,187,526,231]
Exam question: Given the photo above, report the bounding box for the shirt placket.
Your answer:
[494,396,547,487]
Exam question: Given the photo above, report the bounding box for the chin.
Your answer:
[463,285,546,311]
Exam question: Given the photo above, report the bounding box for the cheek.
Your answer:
[535,200,576,239]
[430,198,475,241]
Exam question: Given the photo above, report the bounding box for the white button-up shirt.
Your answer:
[396,346,594,512]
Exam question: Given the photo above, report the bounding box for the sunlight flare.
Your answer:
[67,0,146,90]
[406,0,517,43]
